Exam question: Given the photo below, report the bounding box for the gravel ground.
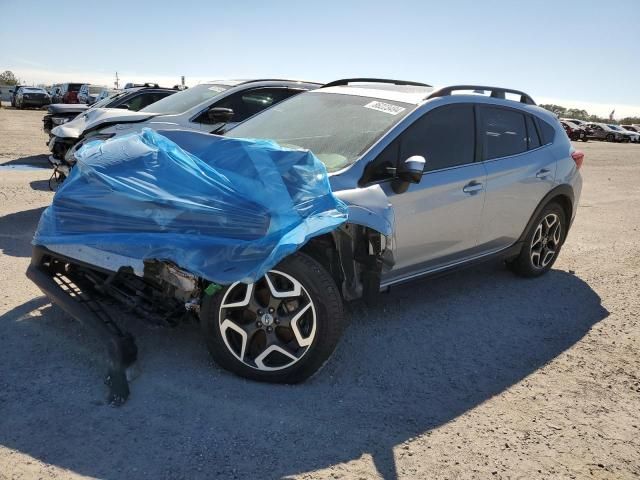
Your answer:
[0,108,638,480]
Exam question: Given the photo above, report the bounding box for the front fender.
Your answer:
[334,184,395,237]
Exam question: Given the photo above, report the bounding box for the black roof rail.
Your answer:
[321,78,432,89]
[236,79,323,86]
[427,85,536,105]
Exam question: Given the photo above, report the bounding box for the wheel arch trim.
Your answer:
[517,184,575,245]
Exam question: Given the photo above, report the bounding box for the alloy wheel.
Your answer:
[530,213,562,269]
[218,270,317,371]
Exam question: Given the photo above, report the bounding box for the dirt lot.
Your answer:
[0,107,638,480]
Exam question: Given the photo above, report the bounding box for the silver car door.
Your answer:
[377,104,487,282]
[476,106,557,252]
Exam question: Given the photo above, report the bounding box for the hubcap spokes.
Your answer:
[219,270,316,371]
[530,213,561,268]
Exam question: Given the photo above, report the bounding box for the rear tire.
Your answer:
[200,252,345,383]
[509,202,566,278]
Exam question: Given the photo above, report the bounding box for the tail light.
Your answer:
[571,150,584,170]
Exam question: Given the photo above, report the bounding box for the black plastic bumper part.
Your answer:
[26,246,137,405]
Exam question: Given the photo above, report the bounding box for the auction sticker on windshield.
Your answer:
[208,86,226,92]
[363,101,406,115]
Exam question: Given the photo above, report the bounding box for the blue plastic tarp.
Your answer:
[34,128,348,284]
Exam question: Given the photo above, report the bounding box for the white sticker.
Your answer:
[363,101,406,115]
[208,86,225,92]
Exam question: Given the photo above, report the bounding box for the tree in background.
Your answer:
[539,104,567,117]
[537,103,636,124]
[0,70,20,86]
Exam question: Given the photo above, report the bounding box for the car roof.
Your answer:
[202,79,322,89]
[316,83,434,105]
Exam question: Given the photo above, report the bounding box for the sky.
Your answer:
[1,0,639,118]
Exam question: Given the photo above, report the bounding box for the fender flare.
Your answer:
[516,184,575,245]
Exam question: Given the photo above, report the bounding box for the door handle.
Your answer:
[536,168,551,179]
[462,181,484,194]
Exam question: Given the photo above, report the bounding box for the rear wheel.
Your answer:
[200,252,345,383]
[509,202,566,278]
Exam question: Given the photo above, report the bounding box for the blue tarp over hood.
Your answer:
[33,129,348,284]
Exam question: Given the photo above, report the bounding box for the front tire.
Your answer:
[509,202,566,278]
[606,133,615,142]
[200,252,345,383]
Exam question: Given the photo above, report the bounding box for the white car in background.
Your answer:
[49,79,321,167]
[77,84,106,105]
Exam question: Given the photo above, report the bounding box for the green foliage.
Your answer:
[0,70,20,86]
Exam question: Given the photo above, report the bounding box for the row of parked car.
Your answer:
[7,82,167,109]
[560,118,640,143]
[30,77,587,402]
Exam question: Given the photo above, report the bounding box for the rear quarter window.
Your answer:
[537,118,556,145]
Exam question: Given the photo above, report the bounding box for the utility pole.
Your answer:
[114,72,120,89]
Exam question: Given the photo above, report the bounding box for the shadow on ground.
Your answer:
[0,263,607,479]
[0,207,46,257]
[0,154,50,168]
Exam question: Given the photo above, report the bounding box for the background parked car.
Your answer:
[77,84,106,105]
[584,122,626,142]
[9,85,27,107]
[49,79,321,171]
[43,85,179,135]
[124,82,158,89]
[15,86,51,109]
[560,120,587,141]
[95,88,119,102]
[610,124,639,143]
[560,118,592,141]
[49,85,63,103]
[57,83,86,103]
[622,125,640,134]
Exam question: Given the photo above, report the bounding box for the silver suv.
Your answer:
[212,79,584,381]
[28,79,583,399]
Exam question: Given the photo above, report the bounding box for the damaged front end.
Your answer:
[28,128,348,404]
[27,247,207,405]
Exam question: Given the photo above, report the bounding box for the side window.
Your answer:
[123,94,147,111]
[537,118,556,145]
[399,104,476,172]
[133,92,171,111]
[527,115,540,150]
[212,88,299,123]
[480,107,528,160]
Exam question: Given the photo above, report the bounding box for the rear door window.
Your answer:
[479,107,528,160]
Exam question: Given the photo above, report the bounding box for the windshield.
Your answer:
[608,125,622,131]
[139,84,230,114]
[24,87,46,93]
[89,86,103,94]
[226,92,413,172]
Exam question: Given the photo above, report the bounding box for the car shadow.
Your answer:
[0,262,607,480]
[0,153,50,168]
[0,207,46,257]
[29,179,52,192]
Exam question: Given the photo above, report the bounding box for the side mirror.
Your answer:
[392,155,426,194]
[207,107,234,124]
